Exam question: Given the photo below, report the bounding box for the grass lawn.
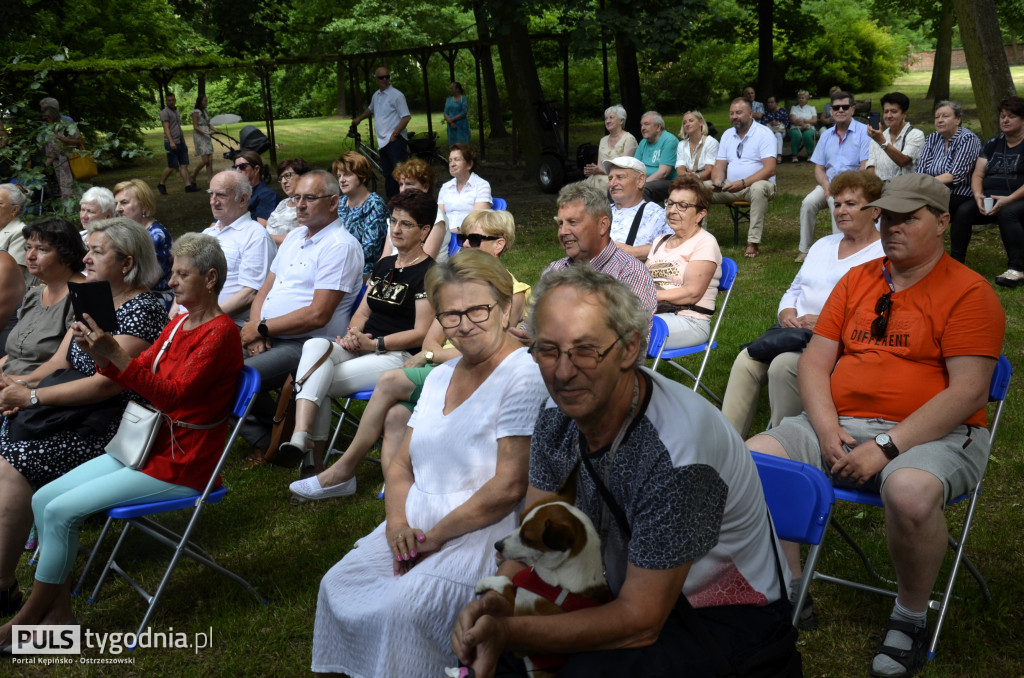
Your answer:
[11,68,1024,677]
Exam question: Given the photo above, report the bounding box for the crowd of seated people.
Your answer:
[0,77,1015,678]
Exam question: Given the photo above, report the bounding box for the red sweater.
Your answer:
[101,314,242,492]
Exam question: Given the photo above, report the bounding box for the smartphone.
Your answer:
[68,280,118,333]
[868,112,881,129]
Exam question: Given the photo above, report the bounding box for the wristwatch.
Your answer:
[424,351,435,365]
[257,319,270,338]
[881,142,890,150]
[376,336,387,354]
[29,388,39,407]
[875,433,899,460]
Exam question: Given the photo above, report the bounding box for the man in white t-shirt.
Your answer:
[200,170,276,325]
[351,66,411,199]
[238,170,365,455]
[605,156,670,261]
[711,98,778,258]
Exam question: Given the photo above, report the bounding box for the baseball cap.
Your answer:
[602,156,646,176]
[863,173,950,213]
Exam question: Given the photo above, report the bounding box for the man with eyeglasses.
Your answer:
[452,265,799,677]
[710,97,778,258]
[543,182,656,323]
[797,90,871,263]
[198,170,276,325]
[749,173,1004,678]
[233,150,280,227]
[157,93,199,195]
[351,66,411,199]
[236,170,364,459]
[604,156,670,261]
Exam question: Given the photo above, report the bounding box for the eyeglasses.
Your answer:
[871,292,892,339]
[736,141,745,158]
[831,104,853,112]
[387,216,422,230]
[376,74,391,80]
[664,199,697,212]
[233,163,252,171]
[279,172,297,181]
[436,303,496,328]
[529,338,621,369]
[294,194,331,204]
[456,233,501,247]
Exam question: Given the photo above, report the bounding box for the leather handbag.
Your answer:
[744,324,813,363]
[7,368,121,441]
[264,344,335,467]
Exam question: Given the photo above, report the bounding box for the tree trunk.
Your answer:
[197,73,206,101]
[490,3,546,169]
[335,59,347,116]
[927,0,954,103]
[757,0,774,96]
[473,0,509,138]
[955,0,1017,139]
[614,34,643,140]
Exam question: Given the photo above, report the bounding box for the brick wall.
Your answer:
[906,45,1024,71]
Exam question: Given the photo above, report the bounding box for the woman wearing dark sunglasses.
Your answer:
[289,209,529,502]
[232,150,279,227]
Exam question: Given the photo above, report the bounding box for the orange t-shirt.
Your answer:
[814,255,1005,427]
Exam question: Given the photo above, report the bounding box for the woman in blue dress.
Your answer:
[444,82,470,147]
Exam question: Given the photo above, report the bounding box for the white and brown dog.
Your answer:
[471,497,610,676]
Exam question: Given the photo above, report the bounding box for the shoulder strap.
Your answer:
[578,442,632,539]
[151,314,190,374]
[294,344,336,391]
[625,202,648,246]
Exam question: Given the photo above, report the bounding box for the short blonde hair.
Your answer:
[425,248,513,314]
[86,217,162,289]
[678,111,708,138]
[113,179,157,219]
[460,209,516,252]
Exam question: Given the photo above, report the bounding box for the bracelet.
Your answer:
[741,179,747,189]
[376,336,387,354]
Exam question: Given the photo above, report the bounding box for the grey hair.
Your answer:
[679,110,709,138]
[172,232,228,295]
[86,217,162,289]
[528,265,650,367]
[641,111,665,130]
[80,186,115,215]
[797,89,810,97]
[304,169,341,197]
[935,100,963,119]
[556,182,612,223]
[40,97,59,110]
[0,184,28,210]
[214,170,252,203]
[604,104,627,124]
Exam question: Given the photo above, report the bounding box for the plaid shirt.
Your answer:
[547,241,657,321]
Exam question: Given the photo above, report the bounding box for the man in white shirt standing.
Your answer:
[605,156,670,261]
[238,170,365,457]
[201,170,276,325]
[711,98,778,258]
[866,92,925,181]
[797,90,870,262]
[351,66,412,199]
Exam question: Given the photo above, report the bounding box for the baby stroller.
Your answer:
[212,125,272,160]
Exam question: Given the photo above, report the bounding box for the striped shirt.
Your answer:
[547,241,658,321]
[917,127,982,198]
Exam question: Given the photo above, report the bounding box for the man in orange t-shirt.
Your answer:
[750,172,1005,678]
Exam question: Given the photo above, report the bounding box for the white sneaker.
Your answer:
[289,475,357,501]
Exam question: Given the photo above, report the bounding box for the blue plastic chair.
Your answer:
[447,231,461,257]
[749,451,835,627]
[77,365,267,638]
[802,354,1012,661]
[491,197,508,211]
[647,257,738,404]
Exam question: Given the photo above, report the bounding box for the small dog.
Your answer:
[472,496,610,676]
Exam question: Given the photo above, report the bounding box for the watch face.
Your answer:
[876,433,890,446]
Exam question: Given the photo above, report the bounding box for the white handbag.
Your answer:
[105,316,224,470]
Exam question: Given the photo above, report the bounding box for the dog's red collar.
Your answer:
[512,567,601,613]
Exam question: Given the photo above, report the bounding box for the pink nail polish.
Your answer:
[411,550,417,557]
[418,534,425,541]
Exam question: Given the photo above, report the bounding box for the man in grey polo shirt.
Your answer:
[605,156,670,261]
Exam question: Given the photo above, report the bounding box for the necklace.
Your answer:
[395,251,425,271]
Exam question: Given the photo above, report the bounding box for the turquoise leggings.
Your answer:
[31,454,196,584]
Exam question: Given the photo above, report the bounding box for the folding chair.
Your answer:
[749,451,835,628]
[647,256,738,404]
[491,197,508,211]
[448,231,461,257]
[801,354,1012,661]
[76,365,267,637]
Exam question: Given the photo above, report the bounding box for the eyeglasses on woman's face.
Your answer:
[436,303,497,328]
[456,233,501,248]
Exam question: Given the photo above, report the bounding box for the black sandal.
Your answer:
[869,618,928,678]
[0,579,22,616]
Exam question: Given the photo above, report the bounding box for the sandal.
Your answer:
[0,579,22,616]
[242,449,268,470]
[744,243,759,258]
[869,618,928,678]
[995,269,1024,288]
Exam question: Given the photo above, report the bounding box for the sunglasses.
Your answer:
[456,233,502,248]
[233,162,253,171]
[736,141,745,158]
[871,292,892,339]
[376,74,391,80]
[831,104,853,112]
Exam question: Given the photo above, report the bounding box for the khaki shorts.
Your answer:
[762,414,990,502]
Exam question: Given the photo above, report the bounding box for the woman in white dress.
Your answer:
[582,104,639,189]
[311,249,548,677]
